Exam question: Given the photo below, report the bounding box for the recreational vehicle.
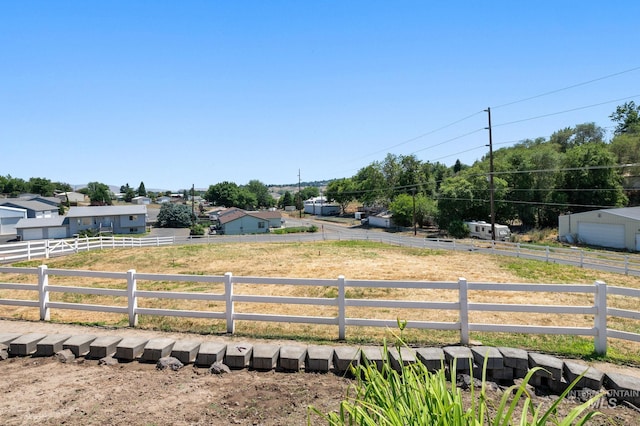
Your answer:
[464,220,511,241]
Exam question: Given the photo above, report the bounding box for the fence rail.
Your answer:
[1,265,639,355]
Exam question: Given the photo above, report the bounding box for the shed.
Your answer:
[131,196,151,205]
[368,211,394,229]
[558,207,640,251]
[0,206,27,235]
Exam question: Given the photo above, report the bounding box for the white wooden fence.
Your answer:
[1,265,639,355]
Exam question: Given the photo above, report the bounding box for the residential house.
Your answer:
[0,199,59,219]
[15,205,148,241]
[216,208,282,235]
[67,205,147,235]
[0,205,27,235]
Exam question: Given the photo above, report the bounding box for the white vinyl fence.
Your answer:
[1,265,639,355]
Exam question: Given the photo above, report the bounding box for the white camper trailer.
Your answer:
[464,220,511,241]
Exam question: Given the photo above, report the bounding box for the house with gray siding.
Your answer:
[15,205,148,241]
[0,206,27,236]
[0,199,59,219]
[67,206,147,235]
[558,206,640,251]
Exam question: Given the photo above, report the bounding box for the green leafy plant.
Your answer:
[310,332,603,425]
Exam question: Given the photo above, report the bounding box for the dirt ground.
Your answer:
[1,320,640,425]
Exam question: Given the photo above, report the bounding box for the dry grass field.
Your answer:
[2,240,640,364]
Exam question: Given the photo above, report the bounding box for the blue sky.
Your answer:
[2,2,639,191]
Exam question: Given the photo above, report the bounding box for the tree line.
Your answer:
[325,102,640,231]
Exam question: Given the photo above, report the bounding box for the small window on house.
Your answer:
[129,215,137,221]
[258,222,265,229]
[130,228,136,233]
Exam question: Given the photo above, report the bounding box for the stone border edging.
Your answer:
[1,332,639,408]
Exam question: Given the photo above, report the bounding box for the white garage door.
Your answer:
[22,228,44,241]
[48,227,68,239]
[578,222,625,249]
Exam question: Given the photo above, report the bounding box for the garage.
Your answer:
[22,228,44,241]
[577,222,625,249]
[48,227,68,239]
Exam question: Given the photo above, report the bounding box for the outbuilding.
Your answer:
[558,207,640,251]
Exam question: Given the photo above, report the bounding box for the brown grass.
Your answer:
[1,240,640,361]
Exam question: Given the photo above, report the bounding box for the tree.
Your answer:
[325,178,356,214]
[300,186,320,201]
[389,193,437,228]
[205,181,240,207]
[137,181,147,197]
[353,163,386,205]
[610,101,640,135]
[244,180,275,208]
[561,143,627,213]
[86,182,112,206]
[28,177,55,196]
[278,191,294,209]
[120,183,135,202]
[156,203,193,228]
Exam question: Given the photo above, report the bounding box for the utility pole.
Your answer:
[191,184,195,224]
[298,169,302,218]
[411,188,417,236]
[485,107,496,241]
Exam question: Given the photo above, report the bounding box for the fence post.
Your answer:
[127,269,138,326]
[45,240,50,259]
[545,246,550,262]
[594,280,607,355]
[225,272,235,334]
[516,243,520,258]
[38,265,50,321]
[459,277,469,345]
[27,241,32,261]
[580,251,584,268]
[625,255,629,275]
[338,275,346,340]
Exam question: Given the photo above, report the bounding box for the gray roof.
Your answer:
[0,199,58,212]
[602,206,640,221]
[16,217,66,229]
[66,205,147,218]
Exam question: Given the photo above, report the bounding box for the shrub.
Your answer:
[448,220,469,239]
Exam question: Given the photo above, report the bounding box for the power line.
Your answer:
[493,94,640,128]
[491,65,640,110]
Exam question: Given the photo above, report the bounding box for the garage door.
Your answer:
[578,222,625,249]
[48,227,68,239]
[0,217,21,235]
[22,228,44,241]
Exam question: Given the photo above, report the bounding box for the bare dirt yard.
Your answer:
[2,319,640,425]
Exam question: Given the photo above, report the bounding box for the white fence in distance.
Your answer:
[2,234,640,277]
[1,265,639,355]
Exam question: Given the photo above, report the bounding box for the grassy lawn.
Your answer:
[2,240,640,366]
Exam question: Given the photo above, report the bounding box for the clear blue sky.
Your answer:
[2,1,639,191]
